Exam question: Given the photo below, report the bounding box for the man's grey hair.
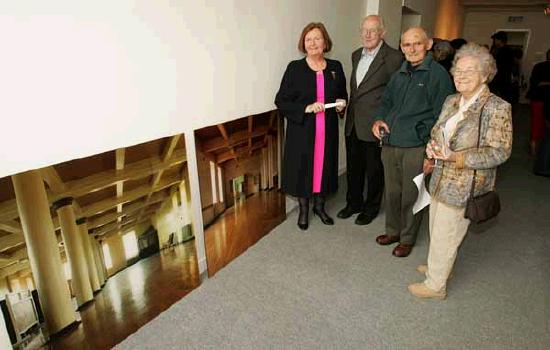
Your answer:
[361,15,385,32]
[451,42,497,82]
[401,27,430,42]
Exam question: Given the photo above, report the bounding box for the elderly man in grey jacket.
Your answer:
[338,15,402,226]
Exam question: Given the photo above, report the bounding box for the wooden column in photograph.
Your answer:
[53,197,93,307]
[184,131,208,277]
[76,218,101,292]
[12,170,76,334]
[261,147,269,190]
[91,238,106,286]
[434,0,464,40]
[97,240,109,280]
[267,135,274,189]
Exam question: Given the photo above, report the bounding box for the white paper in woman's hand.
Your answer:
[324,101,345,109]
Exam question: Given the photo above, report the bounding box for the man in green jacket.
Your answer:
[371,27,454,258]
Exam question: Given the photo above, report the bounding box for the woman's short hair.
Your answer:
[298,22,333,54]
[451,42,497,82]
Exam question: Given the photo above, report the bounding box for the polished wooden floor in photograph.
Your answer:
[48,190,285,349]
[48,243,200,349]
[204,190,286,277]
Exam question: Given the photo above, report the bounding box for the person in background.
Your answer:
[275,22,348,231]
[337,15,402,226]
[409,43,513,299]
[489,31,514,103]
[450,38,467,52]
[533,49,550,176]
[526,49,550,156]
[371,27,454,257]
[509,47,523,104]
[433,40,454,73]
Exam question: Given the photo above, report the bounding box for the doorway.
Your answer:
[496,29,531,102]
[401,6,421,36]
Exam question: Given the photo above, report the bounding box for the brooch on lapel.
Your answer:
[331,71,336,80]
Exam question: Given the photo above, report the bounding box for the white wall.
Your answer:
[462,9,550,88]
[403,0,438,37]
[0,0,365,178]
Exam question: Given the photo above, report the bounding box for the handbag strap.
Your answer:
[468,99,489,199]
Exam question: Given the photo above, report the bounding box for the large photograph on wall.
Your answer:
[0,133,199,349]
[194,110,286,277]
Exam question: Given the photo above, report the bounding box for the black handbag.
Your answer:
[464,103,501,223]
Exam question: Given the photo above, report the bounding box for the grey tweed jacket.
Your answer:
[429,87,513,207]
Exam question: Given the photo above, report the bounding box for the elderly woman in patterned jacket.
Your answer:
[409,43,513,300]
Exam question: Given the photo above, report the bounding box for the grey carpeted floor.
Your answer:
[117,110,549,350]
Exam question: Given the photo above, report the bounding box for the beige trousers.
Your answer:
[424,198,471,293]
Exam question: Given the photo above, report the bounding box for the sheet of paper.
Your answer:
[412,173,431,214]
[324,101,344,109]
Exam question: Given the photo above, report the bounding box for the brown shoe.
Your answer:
[392,243,413,257]
[376,234,400,245]
[408,283,446,300]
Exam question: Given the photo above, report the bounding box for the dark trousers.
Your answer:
[345,128,384,215]
[381,146,425,245]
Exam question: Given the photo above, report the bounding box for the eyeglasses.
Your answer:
[453,69,480,76]
[361,29,380,36]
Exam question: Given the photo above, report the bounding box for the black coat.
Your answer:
[275,58,348,198]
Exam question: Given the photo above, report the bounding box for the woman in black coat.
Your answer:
[275,22,348,230]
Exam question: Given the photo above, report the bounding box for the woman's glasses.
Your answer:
[453,69,480,77]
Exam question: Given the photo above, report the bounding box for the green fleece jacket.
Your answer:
[375,53,454,147]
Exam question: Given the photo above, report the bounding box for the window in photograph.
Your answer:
[63,262,72,280]
[26,277,34,291]
[102,243,113,269]
[210,161,218,203]
[123,231,139,260]
[11,279,21,292]
[217,166,224,202]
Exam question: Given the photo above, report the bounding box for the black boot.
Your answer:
[313,195,334,225]
[297,197,309,230]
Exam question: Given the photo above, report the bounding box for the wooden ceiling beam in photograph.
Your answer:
[41,166,86,225]
[88,200,145,230]
[0,220,23,234]
[0,260,30,279]
[0,150,186,222]
[217,124,237,161]
[0,248,28,266]
[58,148,186,201]
[217,140,265,164]
[116,148,126,223]
[0,234,25,252]
[137,135,182,221]
[248,116,253,155]
[97,217,150,239]
[81,174,182,218]
[202,125,270,154]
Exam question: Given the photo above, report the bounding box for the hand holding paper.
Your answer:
[324,100,346,109]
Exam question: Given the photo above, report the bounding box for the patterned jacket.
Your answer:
[428,87,513,207]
